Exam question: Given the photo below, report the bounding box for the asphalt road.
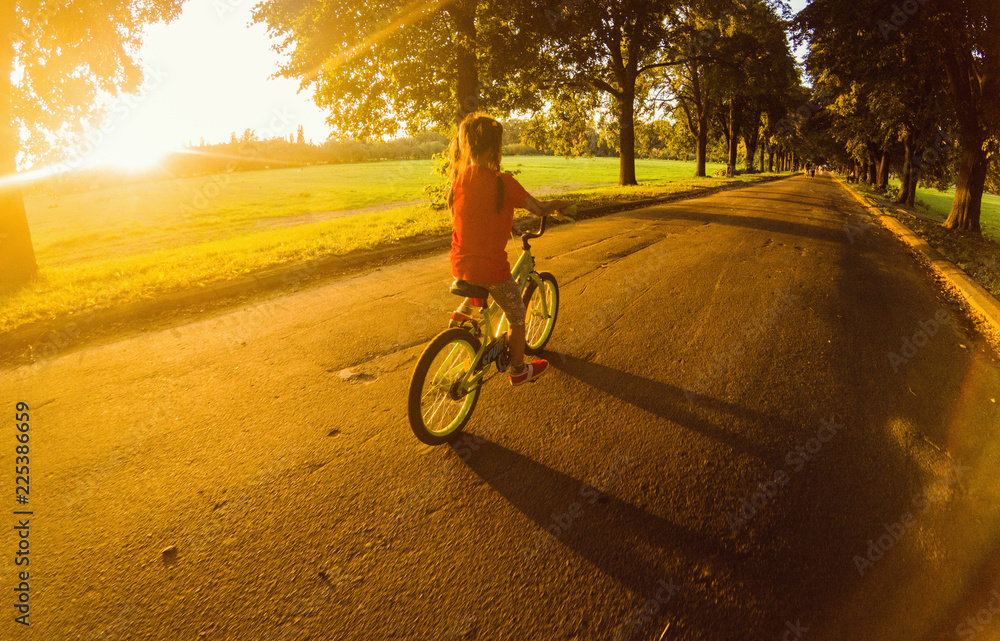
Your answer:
[3,174,1000,641]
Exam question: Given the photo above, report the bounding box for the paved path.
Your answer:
[3,174,1000,640]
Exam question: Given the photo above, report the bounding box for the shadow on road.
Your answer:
[629,203,846,244]
[547,351,784,466]
[459,437,743,605]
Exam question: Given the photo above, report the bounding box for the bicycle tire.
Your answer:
[522,271,559,354]
[408,327,482,445]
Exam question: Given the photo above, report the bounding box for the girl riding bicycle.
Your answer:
[447,112,569,386]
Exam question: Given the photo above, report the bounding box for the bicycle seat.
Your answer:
[450,279,489,299]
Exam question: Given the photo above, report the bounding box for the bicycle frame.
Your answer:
[448,238,553,393]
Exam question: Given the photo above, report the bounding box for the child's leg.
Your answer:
[478,277,528,372]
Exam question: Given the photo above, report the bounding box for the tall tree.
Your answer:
[936,0,1000,232]
[797,0,998,234]
[0,0,183,293]
[253,0,549,139]
[664,0,796,177]
[540,0,679,185]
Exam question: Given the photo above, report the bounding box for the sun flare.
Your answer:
[86,139,171,172]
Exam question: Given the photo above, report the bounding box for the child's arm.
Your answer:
[523,195,572,217]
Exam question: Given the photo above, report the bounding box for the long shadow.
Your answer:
[461,438,744,601]
[626,205,847,244]
[548,352,785,466]
[721,193,854,210]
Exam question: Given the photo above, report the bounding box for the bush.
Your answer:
[503,144,545,156]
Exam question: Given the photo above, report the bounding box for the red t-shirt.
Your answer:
[449,166,530,284]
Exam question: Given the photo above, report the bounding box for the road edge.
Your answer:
[836,177,1000,337]
[2,173,794,366]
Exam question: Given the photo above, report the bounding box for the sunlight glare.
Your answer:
[84,137,171,172]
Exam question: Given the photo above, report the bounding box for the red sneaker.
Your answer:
[509,360,549,386]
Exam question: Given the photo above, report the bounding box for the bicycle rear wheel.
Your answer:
[408,328,482,445]
[522,271,559,354]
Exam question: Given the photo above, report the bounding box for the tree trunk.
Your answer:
[905,164,918,207]
[744,136,757,173]
[894,134,913,204]
[944,143,987,232]
[695,107,708,177]
[0,2,37,293]
[938,21,995,234]
[743,123,759,173]
[876,150,890,192]
[452,3,479,125]
[725,100,737,177]
[618,82,637,186]
[767,146,775,173]
[867,161,877,185]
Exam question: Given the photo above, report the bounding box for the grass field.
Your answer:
[852,180,1000,301]
[910,187,1000,241]
[5,156,756,333]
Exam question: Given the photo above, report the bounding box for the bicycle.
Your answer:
[407,213,564,445]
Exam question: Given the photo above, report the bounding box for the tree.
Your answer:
[0,0,183,293]
[663,0,796,177]
[539,0,680,185]
[935,0,1000,232]
[797,0,999,234]
[253,0,549,139]
[663,5,722,177]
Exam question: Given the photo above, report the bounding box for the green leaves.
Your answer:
[10,0,184,160]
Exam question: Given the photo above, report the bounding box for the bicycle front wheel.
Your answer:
[522,271,559,354]
[408,328,482,445]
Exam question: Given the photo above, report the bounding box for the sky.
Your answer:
[77,0,811,171]
[82,0,332,170]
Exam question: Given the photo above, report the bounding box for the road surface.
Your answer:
[3,174,1000,640]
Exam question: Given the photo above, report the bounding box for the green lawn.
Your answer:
[853,180,1000,301]
[5,156,762,333]
[885,180,1000,242]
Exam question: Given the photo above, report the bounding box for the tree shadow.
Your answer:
[547,351,784,466]
[460,438,743,602]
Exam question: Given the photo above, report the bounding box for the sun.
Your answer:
[85,137,171,172]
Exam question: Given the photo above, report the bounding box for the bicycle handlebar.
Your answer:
[520,214,548,241]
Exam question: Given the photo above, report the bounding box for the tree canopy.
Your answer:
[797,0,1000,233]
[1,0,184,292]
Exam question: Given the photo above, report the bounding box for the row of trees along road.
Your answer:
[252,0,801,185]
[1,0,805,292]
[24,1,995,292]
[796,0,999,233]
